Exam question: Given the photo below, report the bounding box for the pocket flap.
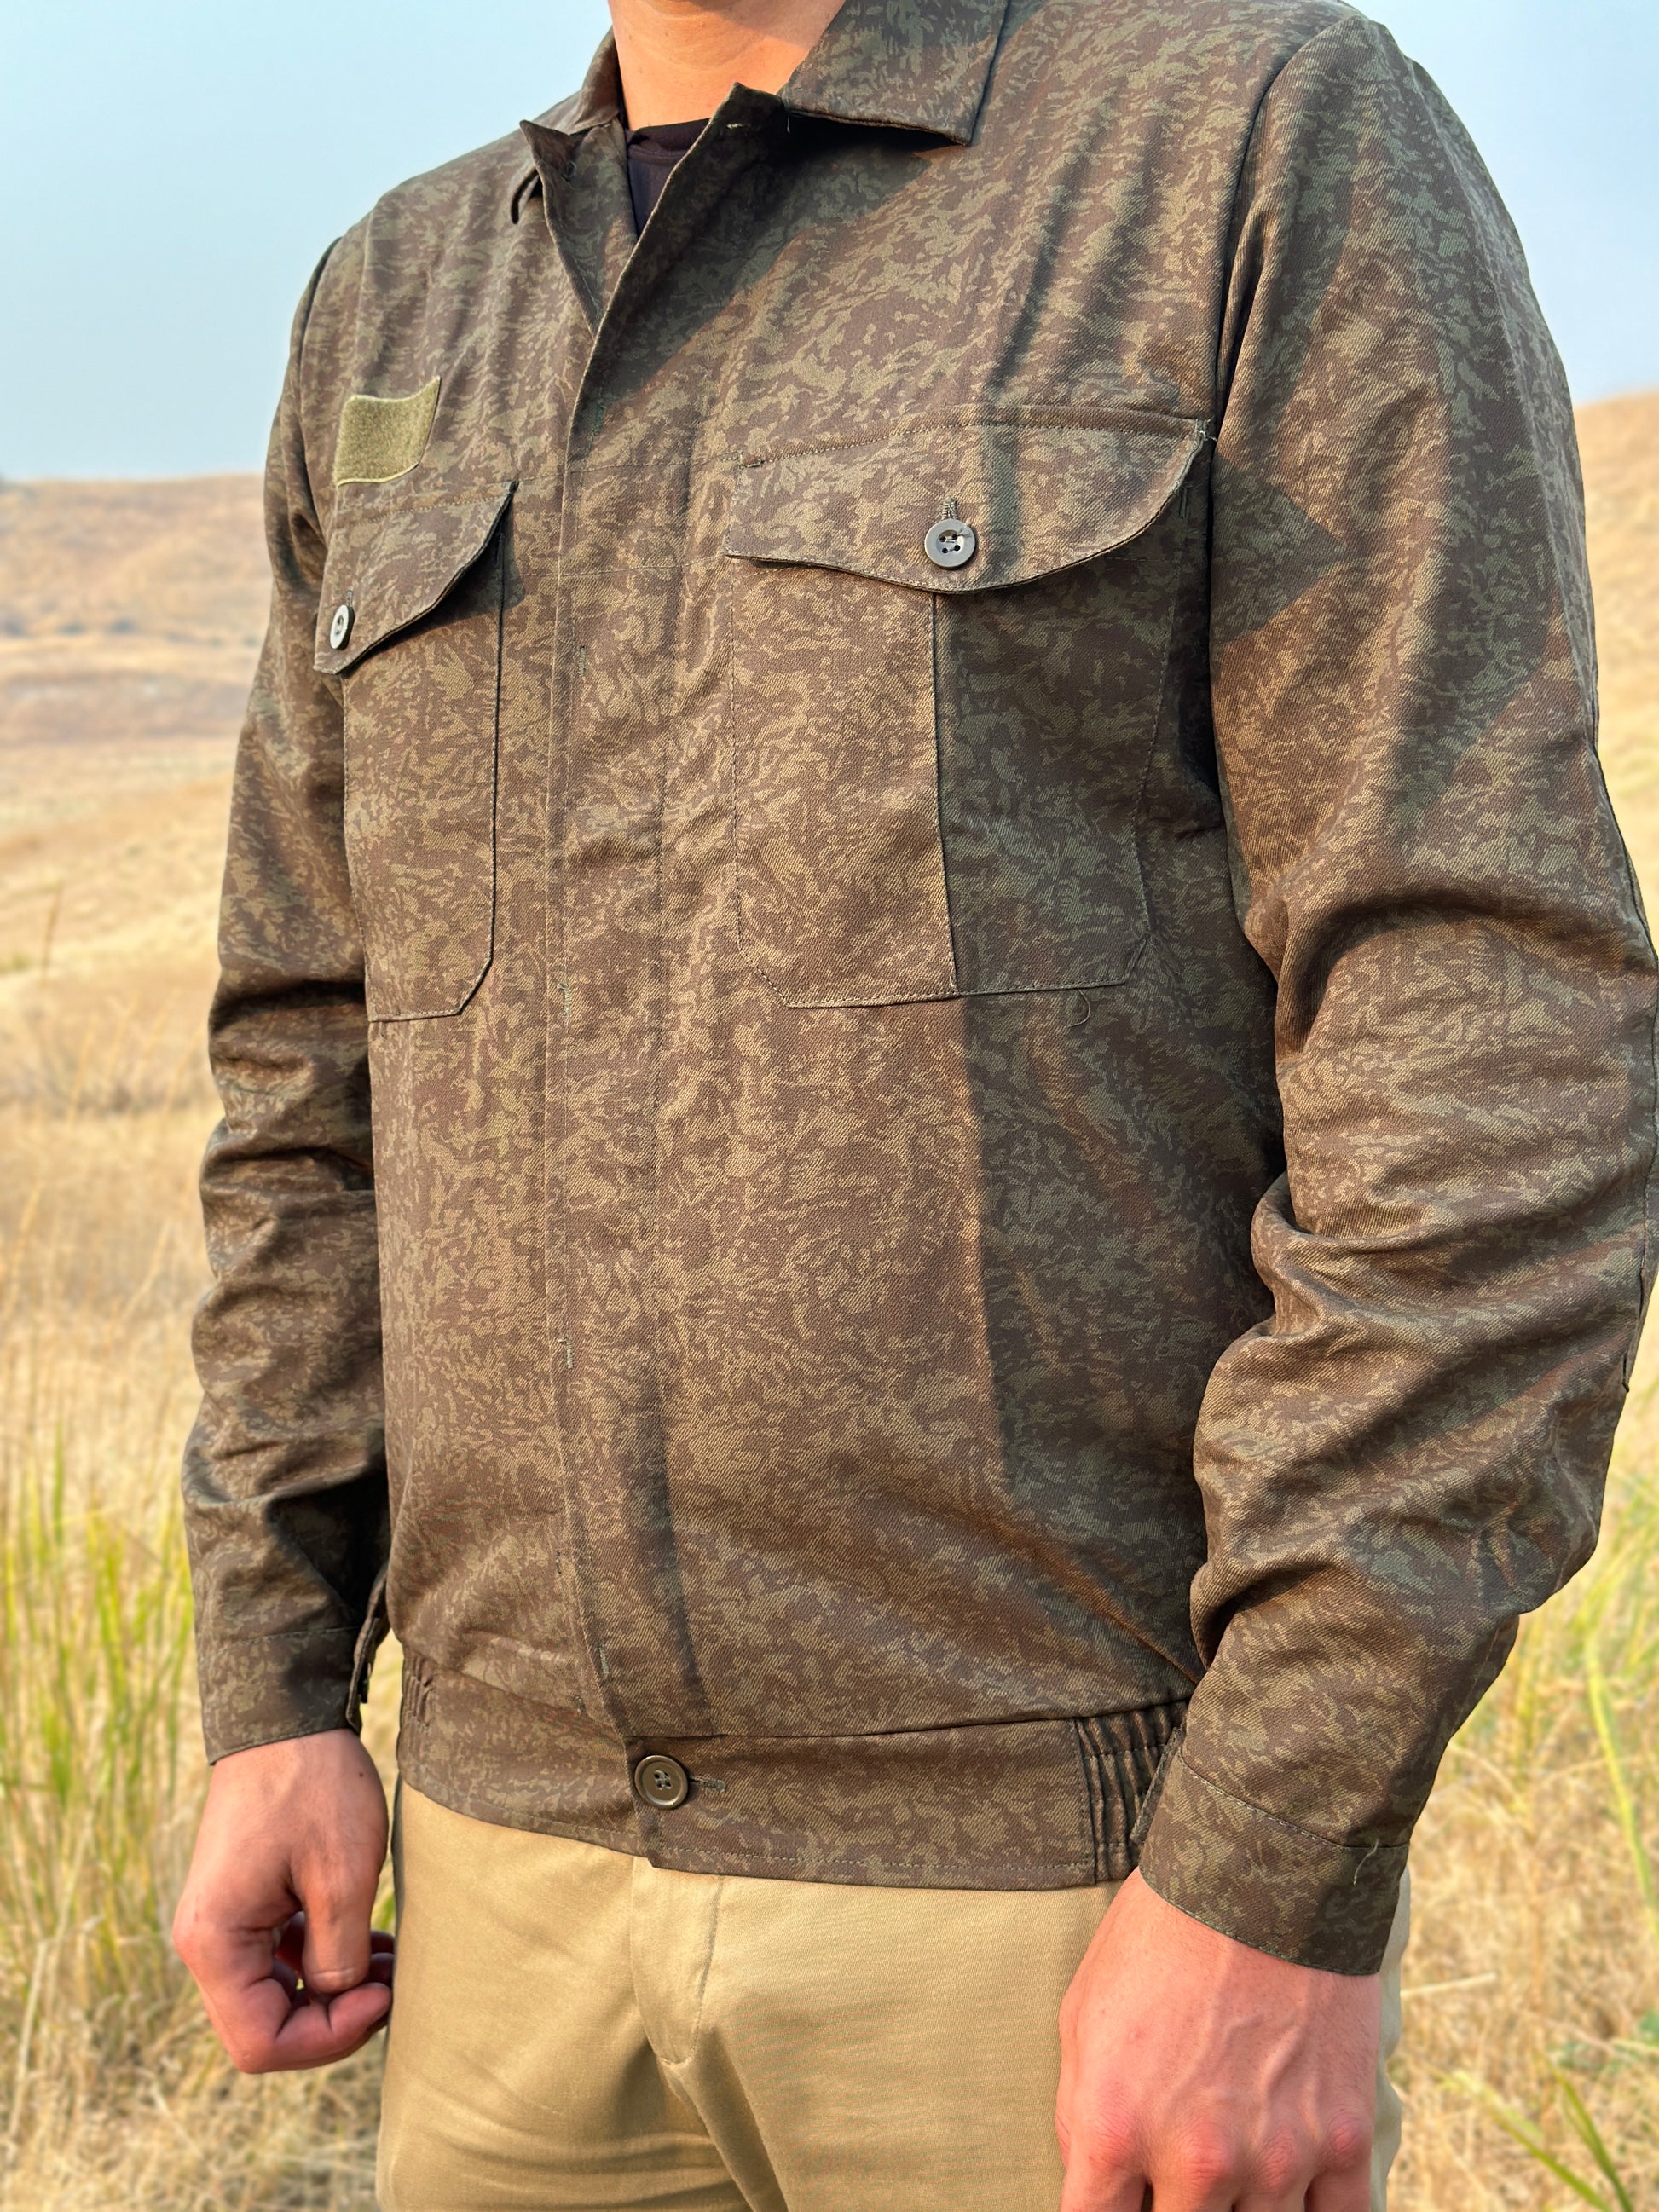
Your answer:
[725,416,1205,592]
[315,485,515,675]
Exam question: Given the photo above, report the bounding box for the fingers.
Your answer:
[1246,2111,1372,2212]
[178,1905,390,2072]
[279,1913,397,1991]
[1057,2162,1150,2212]
[1056,2109,1158,2212]
[1061,2111,1373,2212]
[1058,2126,1373,2212]
[1303,2124,1375,2212]
[208,1963,391,2073]
[298,1852,381,1995]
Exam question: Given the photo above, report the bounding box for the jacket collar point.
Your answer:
[779,0,1010,145]
[506,0,1009,218]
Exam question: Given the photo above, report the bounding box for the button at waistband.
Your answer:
[633,1753,691,1810]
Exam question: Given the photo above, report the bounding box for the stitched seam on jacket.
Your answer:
[198,1624,359,1646]
[352,528,506,1021]
[731,407,1209,471]
[652,1844,1093,1883]
[1073,1719,1107,1883]
[1176,1748,1402,1854]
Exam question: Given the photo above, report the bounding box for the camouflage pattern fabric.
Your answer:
[184,0,1657,1972]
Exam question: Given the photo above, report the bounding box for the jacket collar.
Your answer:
[781,0,1009,141]
[511,0,1009,220]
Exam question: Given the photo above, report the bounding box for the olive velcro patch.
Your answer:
[333,378,441,485]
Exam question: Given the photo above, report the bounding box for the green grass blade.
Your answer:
[1585,1639,1659,1954]
[1551,2066,1636,2212]
[1452,2072,1615,2210]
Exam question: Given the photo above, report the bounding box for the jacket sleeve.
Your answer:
[182,250,390,1762]
[1136,15,1657,1972]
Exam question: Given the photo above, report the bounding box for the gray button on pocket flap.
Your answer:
[924,517,977,569]
[328,603,353,649]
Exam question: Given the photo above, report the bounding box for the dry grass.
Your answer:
[0,476,391,2206]
[2,401,1658,2207]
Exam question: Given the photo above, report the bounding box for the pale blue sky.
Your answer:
[3,1,1654,477]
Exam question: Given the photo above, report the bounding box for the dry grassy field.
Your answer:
[1,399,1657,2209]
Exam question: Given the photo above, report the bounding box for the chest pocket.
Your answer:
[315,486,513,1021]
[725,417,1204,1008]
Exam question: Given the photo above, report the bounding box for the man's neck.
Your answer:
[609,0,848,127]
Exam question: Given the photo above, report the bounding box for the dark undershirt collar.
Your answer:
[624,118,709,234]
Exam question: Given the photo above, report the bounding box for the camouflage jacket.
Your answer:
[185,0,1656,1973]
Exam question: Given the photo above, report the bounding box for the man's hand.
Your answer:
[173,1728,393,2074]
[1056,1872,1380,2210]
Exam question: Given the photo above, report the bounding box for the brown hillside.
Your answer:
[0,476,266,1110]
[0,475,266,770]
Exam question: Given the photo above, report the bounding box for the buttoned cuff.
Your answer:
[195,1627,361,1763]
[1136,1747,1408,1975]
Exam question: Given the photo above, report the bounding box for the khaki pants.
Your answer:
[379,1786,1407,2212]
